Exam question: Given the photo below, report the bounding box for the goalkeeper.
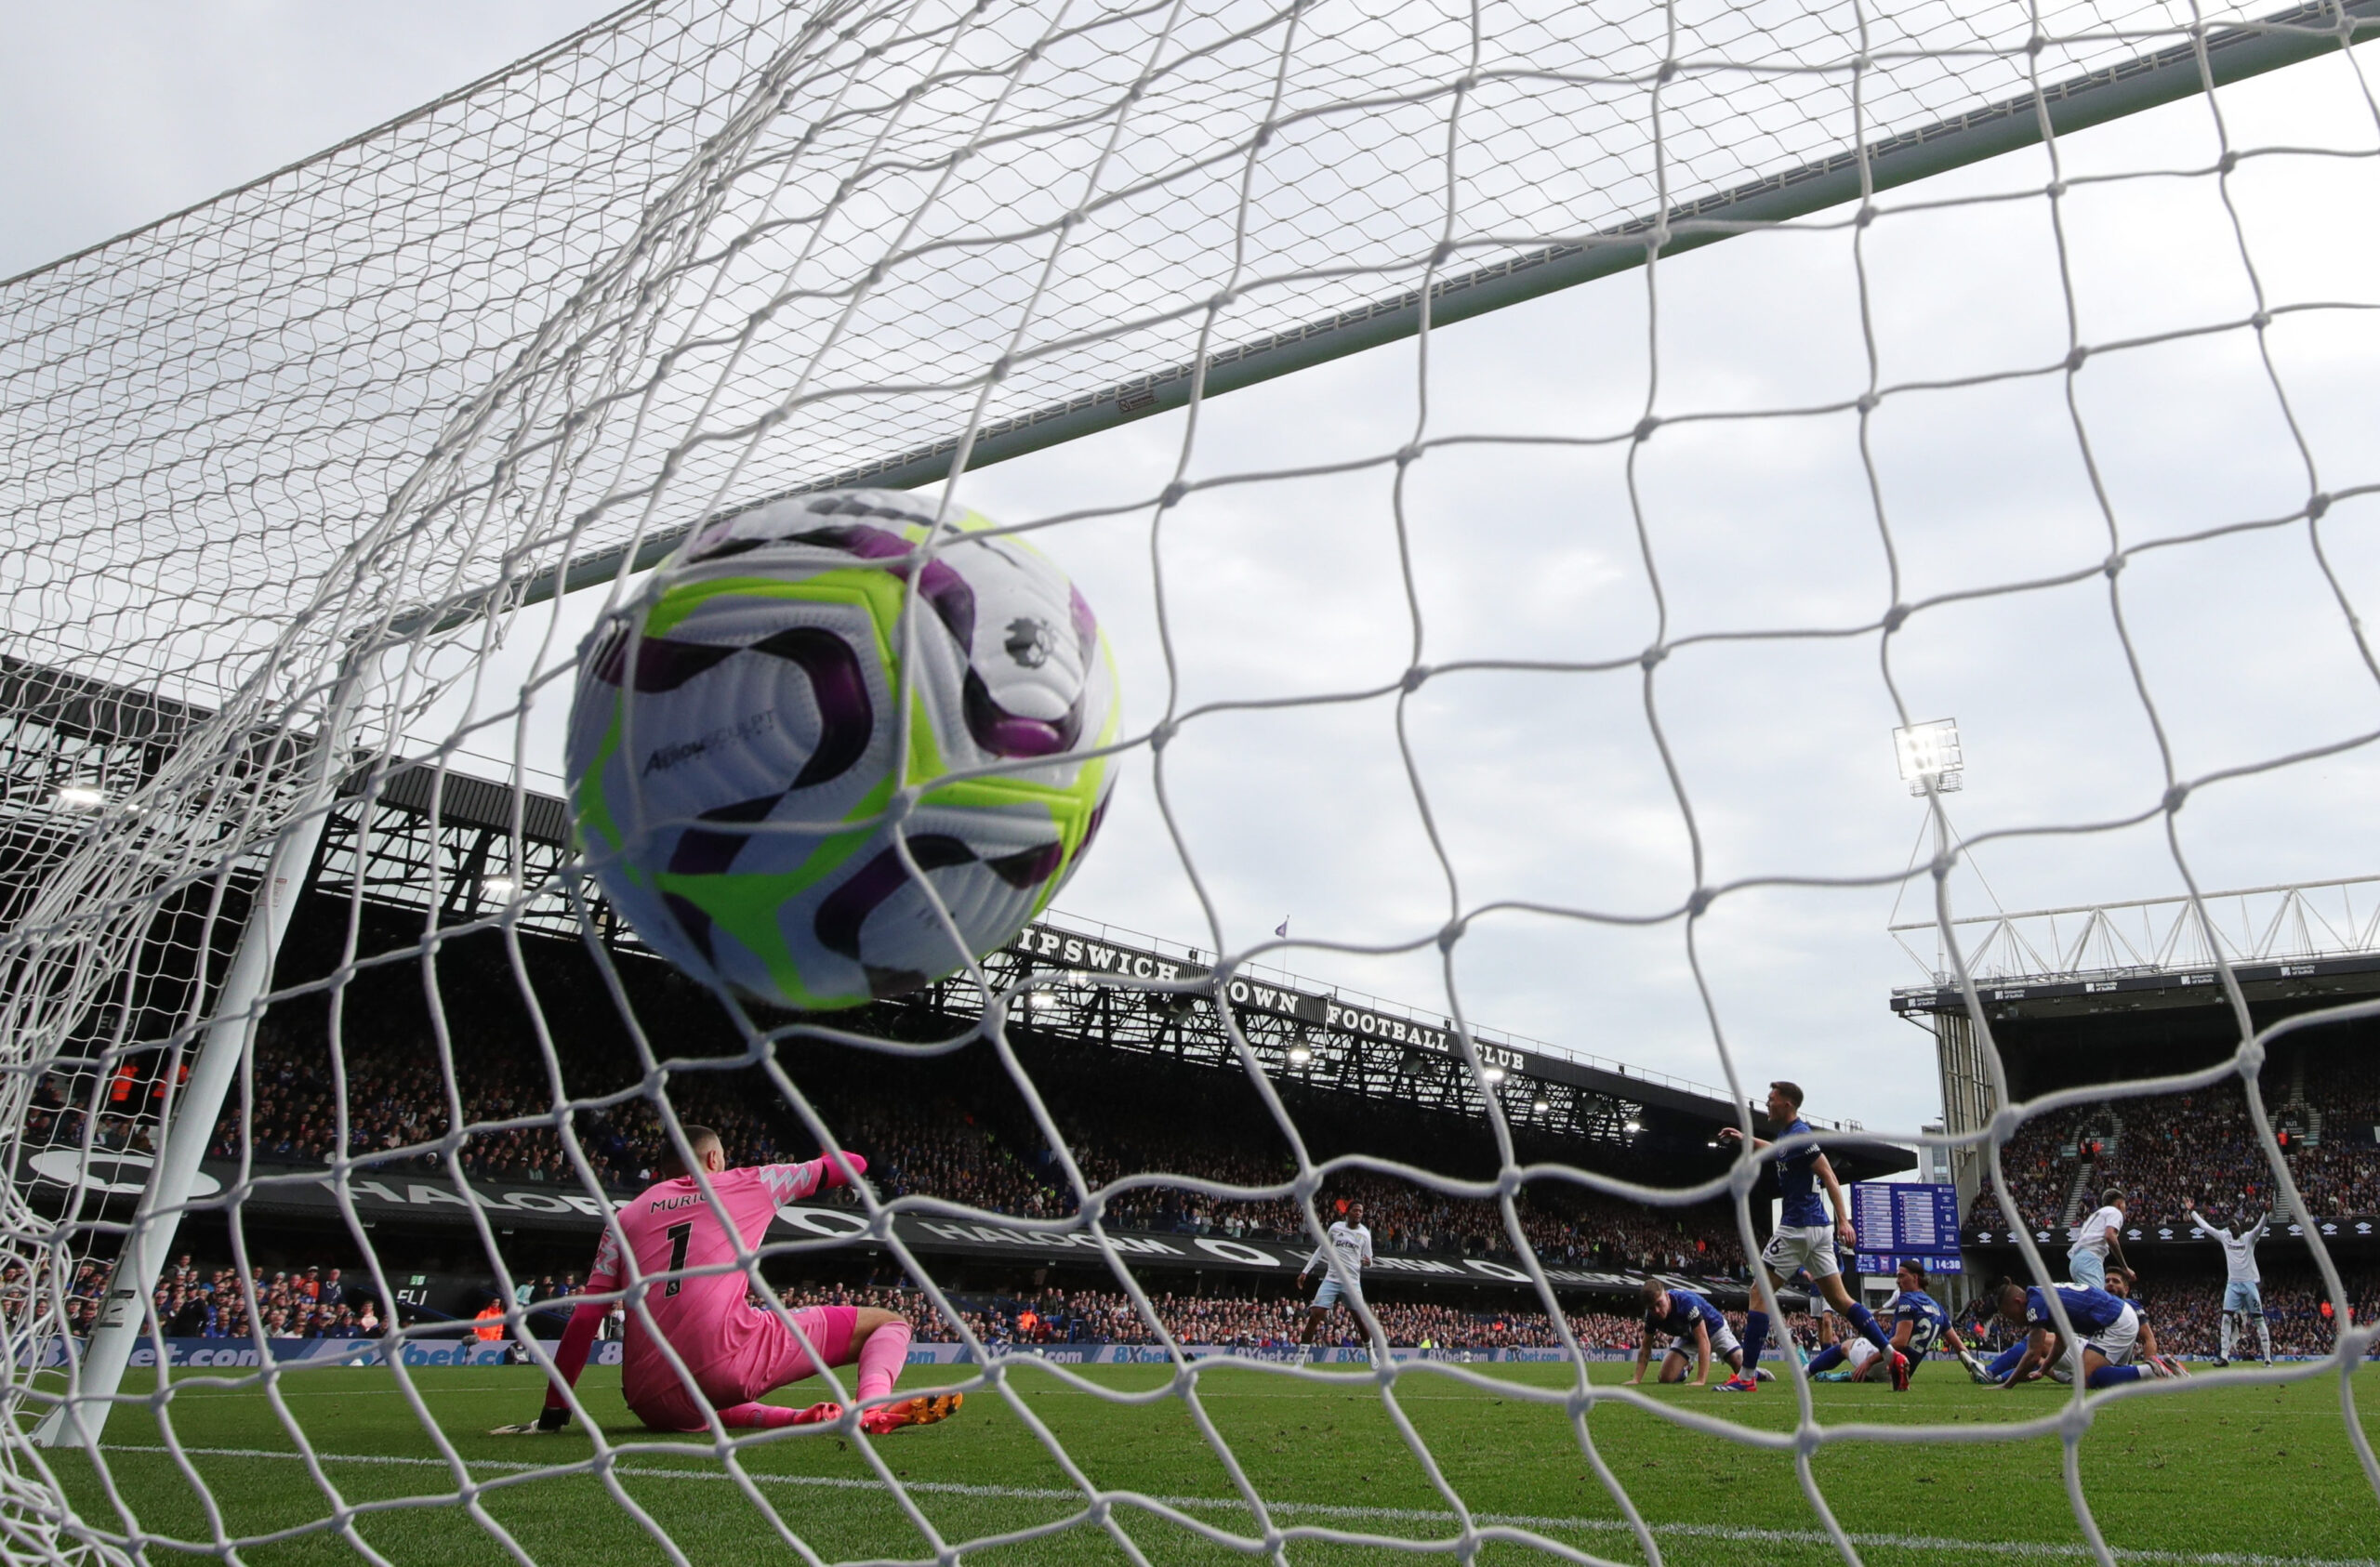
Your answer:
[496,1126,959,1436]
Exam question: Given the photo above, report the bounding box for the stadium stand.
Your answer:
[1966,1052,2380,1235]
[108,897,1753,1289]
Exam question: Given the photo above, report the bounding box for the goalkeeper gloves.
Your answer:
[489,1405,572,1436]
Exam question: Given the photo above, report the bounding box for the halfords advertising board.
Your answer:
[35,1337,1617,1371]
[33,1337,628,1370]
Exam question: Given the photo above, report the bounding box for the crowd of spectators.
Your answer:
[192,1034,796,1191]
[1967,1053,2380,1235]
[20,1027,1748,1285]
[26,1253,384,1340]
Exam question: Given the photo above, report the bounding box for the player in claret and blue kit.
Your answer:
[1631,1282,1747,1386]
[494,1126,959,1437]
[1712,1081,1910,1393]
[1990,1280,2187,1389]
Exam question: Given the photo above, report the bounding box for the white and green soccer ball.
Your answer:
[564,490,1119,1010]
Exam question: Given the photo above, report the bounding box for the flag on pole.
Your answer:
[1275,918,1289,938]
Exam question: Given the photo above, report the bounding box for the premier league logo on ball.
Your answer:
[565,490,1119,1010]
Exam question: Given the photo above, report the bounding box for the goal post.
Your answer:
[489,0,2380,626]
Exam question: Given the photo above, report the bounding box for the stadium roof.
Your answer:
[1889,876,2380,1022]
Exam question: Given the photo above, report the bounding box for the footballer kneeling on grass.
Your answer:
[493,1126,960,1437]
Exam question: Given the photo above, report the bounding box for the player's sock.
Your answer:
[1987,1343,2029,1381]
[2255,1316,2271,1362]
[2219,1314,2234,1360]
[856,1320,913,1403]
[2084,1364,2144,1389]
[1739,1310,1768,1375]
[1844,1302,1892,1353]
[715,1401,839,1429]
[1805,1344,1847,1375]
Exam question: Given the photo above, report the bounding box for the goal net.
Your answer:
[3,0,2377,1560]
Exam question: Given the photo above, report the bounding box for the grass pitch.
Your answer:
[33,1359,2380,1566]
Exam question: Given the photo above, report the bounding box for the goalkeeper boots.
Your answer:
[862,1392,964,1435]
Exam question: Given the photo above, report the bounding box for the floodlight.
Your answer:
[1624,1121,1642,1133]
[53,786,105,811]
[1531,1097,1550,1113]
[483,876,520,902]
[1892,718,1964,796]
[1286,1046,1311,1065]
[1481,1067,1505,1085]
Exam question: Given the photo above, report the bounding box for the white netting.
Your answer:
[4,0,2380,1561]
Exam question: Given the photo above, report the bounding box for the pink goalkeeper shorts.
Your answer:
[628,1304,858,1432]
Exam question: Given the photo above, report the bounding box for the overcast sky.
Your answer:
[7,3,2377,1144]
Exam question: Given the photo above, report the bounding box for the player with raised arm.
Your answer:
[1810,1260,1977,1384]
[1990,1279,2185,1389]
[2186,1196,2272,1366]
[2066,1187,2135,1291]
[1631,1282,1745,1386]
[492,1126,959,1437]
[1298,1201,1374,1351]
[1712,1082,1909,1393]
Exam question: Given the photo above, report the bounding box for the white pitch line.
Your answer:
[99,1445,2377,1567]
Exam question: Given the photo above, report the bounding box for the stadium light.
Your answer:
[53,785,105,811]
[483,875,519,902]
[1286,1046,1311,1065]
[1893,718,1963,797]
[1481,1067,1505,1085]
[1531,1096,1550,1113]
[1624,1121,1642,1134]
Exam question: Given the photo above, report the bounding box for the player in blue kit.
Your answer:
[1991,1280,2188,1388]
[1810,1260,1981,1383]
[1630,1282,1747,1386]
[1712,1082,1908,1392]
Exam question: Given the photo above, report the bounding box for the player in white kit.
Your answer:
[2066,1187,2135,1291]
[1298,1201,1375,1350]
[2186,1196,2271,1366]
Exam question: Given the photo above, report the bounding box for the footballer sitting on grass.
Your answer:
[493,1126,959,1437]
[1810,1259,1981,1384]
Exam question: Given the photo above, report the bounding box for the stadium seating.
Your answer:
[1967,1052,2380,1235]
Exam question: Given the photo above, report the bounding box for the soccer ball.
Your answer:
[564,489,1118,1009]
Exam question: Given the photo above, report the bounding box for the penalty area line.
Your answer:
[99,1446,2374,1567]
